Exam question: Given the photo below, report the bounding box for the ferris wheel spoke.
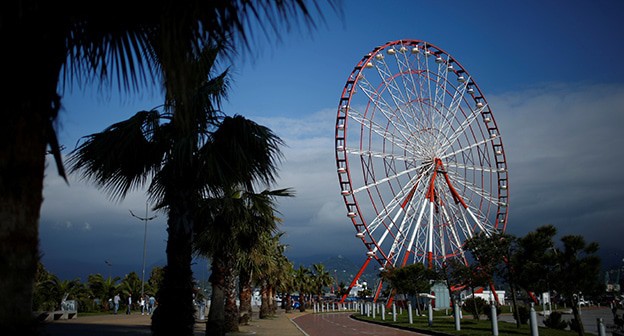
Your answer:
[350,160,430,195]
[439,135,497,161]
[435,77,470,147]
[432,55,450,117]
[344,147,418,163]
[444,170,500,206]
[380,182,425,263]
[375,52,430,139]
[441,203,467,262]
[394,47,422,107]
[347,109,418,155]
[445,162,500,174]
[356,77,421,141]
[439,103,487,154]
[367,172,427,234]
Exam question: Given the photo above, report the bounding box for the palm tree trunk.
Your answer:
[269,285,276,315]
[0,41,66,335]
[151,209,196,336]
[259,282,270,319]
[238,268,253,325]
[509,282,520,328]
[224,262,239,333]
[299,291,306,312]
[207,257,226,336]
[570,299,585,336]
[0,113,46,334]
[1,20,66,332]
[285,293,292,313]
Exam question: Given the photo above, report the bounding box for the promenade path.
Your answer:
[41,306,622,335]
[292,312,428,336]
[42,310,428,336]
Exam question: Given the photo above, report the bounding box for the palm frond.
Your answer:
[198,115,284,192]
[67,110,167,201]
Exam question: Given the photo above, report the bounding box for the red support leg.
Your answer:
[340,257,372,303]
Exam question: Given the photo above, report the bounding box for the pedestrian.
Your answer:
[139,296,145,315]
[148,295,156,315]
[113,293,120,314]
[126,293,132,314]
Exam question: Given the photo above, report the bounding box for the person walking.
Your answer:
[113,293,120,314]
[139,296,145,315]
[126,293,132,314]
[148,295,156,315]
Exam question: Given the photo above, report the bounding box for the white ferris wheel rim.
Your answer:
[335,39,509,269]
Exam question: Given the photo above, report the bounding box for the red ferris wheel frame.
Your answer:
[335,40,509,299]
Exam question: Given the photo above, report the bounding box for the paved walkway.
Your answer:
[42,309,308,336]
[293,312,429,336]
[42,309,427,336]
[47,308,620,335]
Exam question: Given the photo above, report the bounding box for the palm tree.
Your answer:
[87,274,120,311]
[294,265,313,312]
[195,187,292,334]
[272,251,295,315]
[1,1,336,333]
[68,44,225,334]
[253,233,288,319]
[276,260,296,314]
[311,263,333,304]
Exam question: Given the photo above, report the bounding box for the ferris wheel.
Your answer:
[335,39,509,275]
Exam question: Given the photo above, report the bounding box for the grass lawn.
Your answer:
[353,312,578,336]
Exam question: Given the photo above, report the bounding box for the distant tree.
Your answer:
[87,273,120,311]
[464,297,488,320]
[464,231,519,322]
[148,266,165,297]
[311,263,333,303]
[357,287,372,300]
[550,234,602,336]
[294,266,313,312]
[335,281,350,301]
[120,272,142,309]
[433,258,468,318]
[33,263,57,312]
[34,274,83,312]
[381,263,431,306]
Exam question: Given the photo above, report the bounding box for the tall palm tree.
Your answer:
[68,54,287,334]
[0,1,336,333]
[68,44,226,334]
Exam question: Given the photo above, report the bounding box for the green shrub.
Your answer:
[464,297,488,319]
[484,303,501,320]
[543,311,568,330]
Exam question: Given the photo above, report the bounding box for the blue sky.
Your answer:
[41,0,624,280]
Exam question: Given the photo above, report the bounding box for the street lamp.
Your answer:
[130,202,157,302]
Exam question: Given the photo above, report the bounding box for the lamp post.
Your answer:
[130,202,157,303]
